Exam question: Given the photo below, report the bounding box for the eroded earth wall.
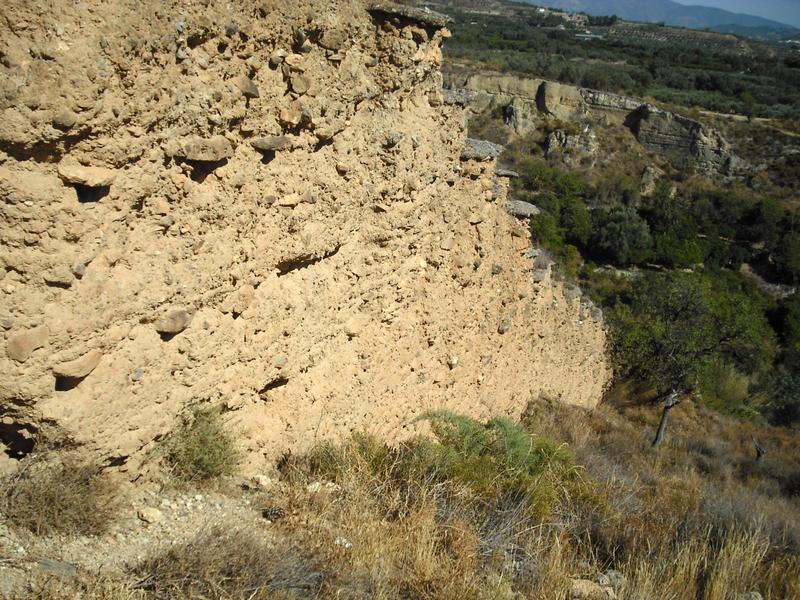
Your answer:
[0,0,610,475]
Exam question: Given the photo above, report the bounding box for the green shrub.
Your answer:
[701,362,754,417]
[652,234,707,268]
[165,408,239,481]
[775,233,800,284]
[780,294,800,371]
[294,413,580,521]
[591,207,653,266]
[298,431,393,483]
[580,266,633,307]
[418,411,580,518]
[764,370,800,426]
[608,271,776,395]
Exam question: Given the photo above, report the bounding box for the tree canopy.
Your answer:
[609,271,775,397]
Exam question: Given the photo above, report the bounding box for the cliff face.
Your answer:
[445,67,750,178]
[628,104,751,177]
[0,0,610,475]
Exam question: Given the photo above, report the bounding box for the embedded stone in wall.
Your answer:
[169,136,234,162]
[57,164,117,188]
[461,138,504,161]
[53,349,103,379]
[6,326,49,363]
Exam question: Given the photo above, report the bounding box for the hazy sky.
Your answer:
[674,0,800,27]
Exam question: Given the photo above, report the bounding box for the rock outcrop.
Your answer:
[539,81,587,121]
[544,127,599,167]
[0,0,610,475]
[444,70,546,136]
[445,67,749,177]
[628,104,751,177]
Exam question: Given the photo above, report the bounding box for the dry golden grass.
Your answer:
[270,428,582,599]
[617,535,708,600]
[523,388,800,599]
[134,526,323,599]
[705,529,769,600]
[7,402,800,599]
[0,454,119,537]
[615,528,776,600]
[28,575,144,600]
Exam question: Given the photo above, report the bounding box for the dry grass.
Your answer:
[134,527,323,599]
[615,528,772,600]
[269,416,590,598]
[522,389,800,599]
[0,454,119,536]
[28,574,144,600]
[7,402,800,599]
[273,432,580,599]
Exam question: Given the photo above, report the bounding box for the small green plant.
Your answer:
[165,408,239,481]
[701,362,756,417]
[0,455,118,536]
[418,411,580,518]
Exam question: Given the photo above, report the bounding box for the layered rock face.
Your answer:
[445,67,749,178]
[628,104,750,177]
[0,0,609,475]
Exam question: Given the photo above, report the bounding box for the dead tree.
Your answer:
[503,104,516,126]
[652,390,681,448]
[753,437,765,462]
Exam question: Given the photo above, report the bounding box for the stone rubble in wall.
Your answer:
[0,0,611,476]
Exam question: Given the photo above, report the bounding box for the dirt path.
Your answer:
[0,483,270,597]
[698,110,800,139]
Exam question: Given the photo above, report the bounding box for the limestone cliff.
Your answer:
[445,66,750,178]
[0,0,610,475]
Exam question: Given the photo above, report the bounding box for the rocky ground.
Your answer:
[0,474,290,597]
[0,473,623,599]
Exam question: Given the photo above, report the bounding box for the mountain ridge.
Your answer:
[521,0,798,31]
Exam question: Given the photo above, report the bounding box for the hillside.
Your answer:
[435,1,800,123]
[1,1,799,598]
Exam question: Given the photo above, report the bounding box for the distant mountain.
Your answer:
[709,23,798,42]
[522,0,798,32]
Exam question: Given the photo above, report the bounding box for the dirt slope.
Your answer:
[0,0,610,476]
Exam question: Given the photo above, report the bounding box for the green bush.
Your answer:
[701,362,755,417]
[297,413,580,521]
[165,408,239,481]
[591,207,653,266]
[515,158,592,279]
[608,271,776,396]
[780,294,800,371]
[652,234,707,268]
[580,266,633,307]
[418,411,580,518]
[774,233,800,284]
[764,371,800,425]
